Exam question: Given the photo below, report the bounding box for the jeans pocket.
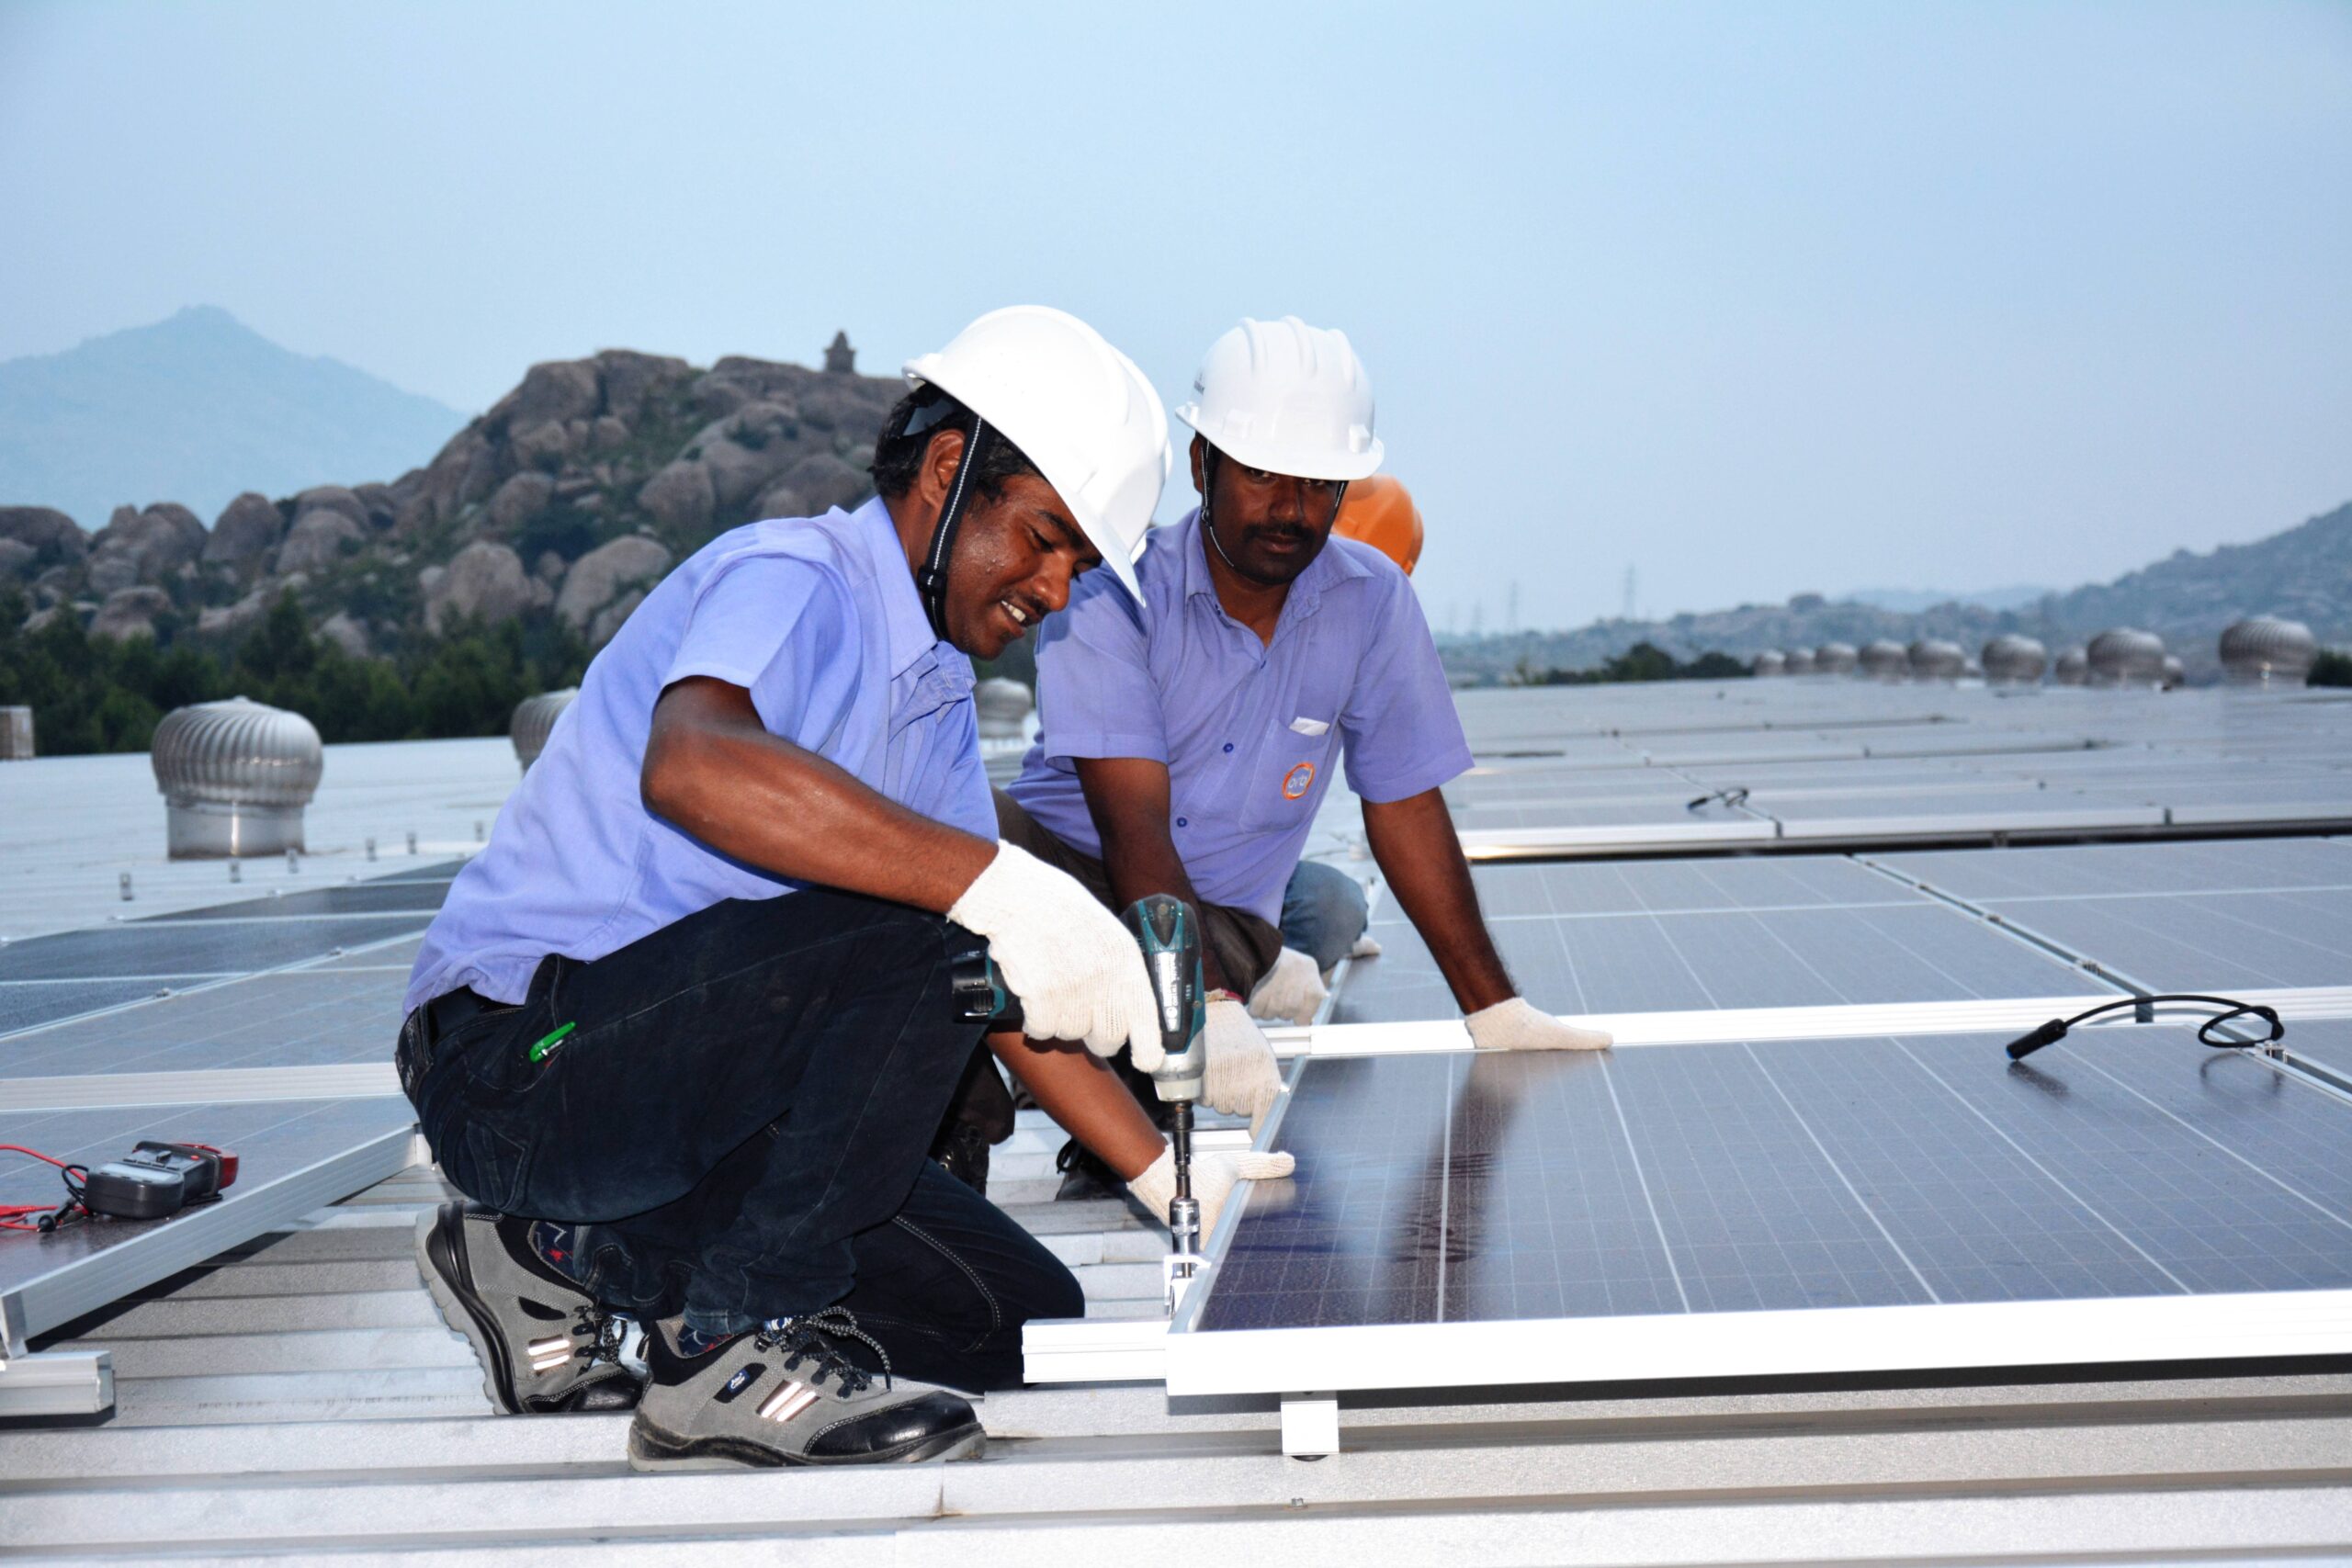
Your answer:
[454,1115,536,1214]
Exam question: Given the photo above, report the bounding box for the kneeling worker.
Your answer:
[396,307,1287,1470]
[992,317,1611,1185]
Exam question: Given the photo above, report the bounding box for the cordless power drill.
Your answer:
[951,893,1210,1303]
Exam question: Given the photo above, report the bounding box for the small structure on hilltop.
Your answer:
[151,696,322,858]
[2087,627,2167,688]
[2219,616,2318,686]
[1982,634,2048,685]
[512,688,581,773]
[823,332,856,375]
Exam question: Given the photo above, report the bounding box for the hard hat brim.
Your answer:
[1173,403,1385,483]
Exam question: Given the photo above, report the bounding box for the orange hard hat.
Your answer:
[1333,474,1423,575]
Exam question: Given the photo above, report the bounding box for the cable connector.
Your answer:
[2004,995,2284,1061]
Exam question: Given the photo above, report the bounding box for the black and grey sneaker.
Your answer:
[627,1308,984,1471]
[417,1202,641,1415]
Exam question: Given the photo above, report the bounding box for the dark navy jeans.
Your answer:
[401,889,1081,1387]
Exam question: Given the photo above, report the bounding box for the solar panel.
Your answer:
[1336,897,2099,1021]
[146,878,454,922]
[0,918,430,983]
[0,969,413,1078]
[0,979,215,1038]
[0,1095,417,1344]
[1187,1030,2352,1353]
[1974,889,2352,992]
[2283,1020,2352,1084]
[1875,839,2352,901]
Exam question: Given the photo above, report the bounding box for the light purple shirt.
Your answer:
[405,499,994,1013]
[1007,510,1471,924]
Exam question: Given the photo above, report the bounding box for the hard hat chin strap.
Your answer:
[916,417,993,643]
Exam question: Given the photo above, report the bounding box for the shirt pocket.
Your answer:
[1238,705,1343,833]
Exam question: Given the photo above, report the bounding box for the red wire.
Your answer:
[1,1145,80,1232]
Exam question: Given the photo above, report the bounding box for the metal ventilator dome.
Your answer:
[2161,654,2185,690]
[2218,616,2318,685]
[1783,648,1816,675]
[975,678,1035,740]
[512,688,580,773]
[1859,639,1909,680]
[1815,641,1859,675]
[1907,638,1965,681]
[2086,627,2166,687]
[150,696,324,859]
[1753,649,1788,677]
[2053,647,2089,685]
[1981,634,2048,683]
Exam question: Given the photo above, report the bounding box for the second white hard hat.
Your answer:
[1175,316,1384,483]
[904,305,1170,606]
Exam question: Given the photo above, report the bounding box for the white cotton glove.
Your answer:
[1128,1142,1295,1240]
[1203,997,1284,1128]
[1246,946,1328,1027]
[1464,996,1613,1052]
[946,843,1165,1067]
[1349,932,1382,959]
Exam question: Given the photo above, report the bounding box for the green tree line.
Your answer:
[0,590,589,755]
[1520,641,1753,685]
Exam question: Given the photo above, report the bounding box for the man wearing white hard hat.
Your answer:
[991,317,1611,1195]
[395,307,1292,1472]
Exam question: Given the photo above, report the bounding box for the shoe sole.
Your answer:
[626,1416,986,1472]
[419,1203,525,1416]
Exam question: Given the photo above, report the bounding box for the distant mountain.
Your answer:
[1443,501,2352,685]
[1846,584,2052,615]
[0,307,467,528]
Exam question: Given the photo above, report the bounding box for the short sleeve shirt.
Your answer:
[1005,510,1471,924]
[404,498,994,1013]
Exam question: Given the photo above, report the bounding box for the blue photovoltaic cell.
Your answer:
[1979,889,2352,991]
[0,968,414,1077]
[0,917,429,983]
[1194,1031,2352,1334]
[0,978,213,1038]
[1875,839,2352,901]
[1339,897,2098,1022]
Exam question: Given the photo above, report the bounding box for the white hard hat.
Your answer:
[904,305,1170,606]
[1174,316,1383,483]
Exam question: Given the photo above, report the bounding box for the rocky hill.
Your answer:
[1442,500,2352,685]
[0,308,465,529]
[0,333,899,658]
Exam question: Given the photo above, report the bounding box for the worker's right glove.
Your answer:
[1464,996,1612,1051]
[1246,947,1328,1027]
[1203,997,1284,1129]
[1128,1143,1295,1242]
[947,843,1166,1066]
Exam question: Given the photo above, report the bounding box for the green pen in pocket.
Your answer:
[529,1021,577,1063]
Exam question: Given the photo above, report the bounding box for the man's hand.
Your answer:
[1464,996,1612,1052]
[1204,997,1284,1127]
[948,844,1165,1065]
[1128,1143,1295,1239]
[1246,947,1328,1026]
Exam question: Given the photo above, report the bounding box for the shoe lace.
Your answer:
[572,1304,628,1368]
[752,1306,892,1394]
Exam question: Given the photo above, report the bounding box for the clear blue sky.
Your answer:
[4,1,2347,630]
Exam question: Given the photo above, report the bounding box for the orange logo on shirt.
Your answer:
[1282,761,1316,800]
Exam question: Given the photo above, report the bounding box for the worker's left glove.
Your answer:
[1246,947,1328,1027]
[1204,997,1284,1129]
[1129,1143,1295,1241]
[1464,996,1612,1051]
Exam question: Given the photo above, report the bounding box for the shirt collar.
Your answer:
[1175,506,1370,623]
[854,495,951,681]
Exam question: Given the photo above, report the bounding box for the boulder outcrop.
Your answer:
[554,535,672,635]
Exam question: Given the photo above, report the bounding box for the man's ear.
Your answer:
[918,426,970,506]
[1188,434,1207,497]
